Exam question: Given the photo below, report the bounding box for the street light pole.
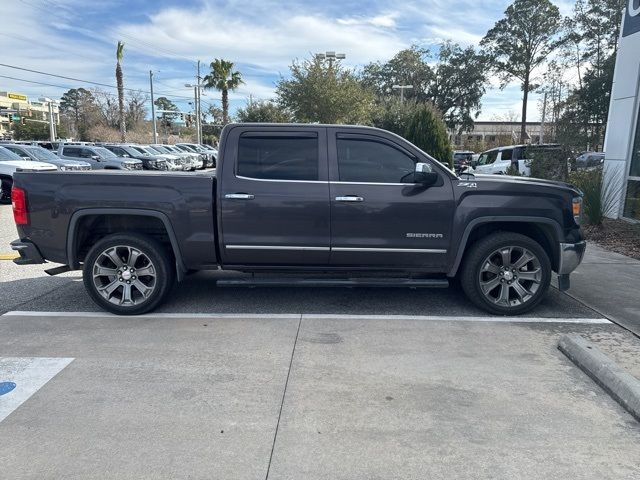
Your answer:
[392,85,413,103]
[316,51,346,68]
[39,97,56,141]
[149,70,158,144]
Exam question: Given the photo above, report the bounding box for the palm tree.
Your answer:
[203,59,243,124]
[115,41,126,141]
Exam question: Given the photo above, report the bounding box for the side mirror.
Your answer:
[91,155,100,161]
[414,162,439,186]
[22,156,31,161]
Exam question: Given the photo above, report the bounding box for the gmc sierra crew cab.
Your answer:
[10,123,586,315]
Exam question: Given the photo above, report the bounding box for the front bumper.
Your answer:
[11,239,45,265]
[558,241,586,275]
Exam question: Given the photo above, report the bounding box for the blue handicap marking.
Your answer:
[0,382,16,396]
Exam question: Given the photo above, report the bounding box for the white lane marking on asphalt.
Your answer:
[1,311,610,324]
[0,357,74,423]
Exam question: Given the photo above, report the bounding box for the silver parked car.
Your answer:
[1,143,91,171]
[57,144,143,170]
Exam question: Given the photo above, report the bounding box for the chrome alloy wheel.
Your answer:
[92,245,157,306]
[478,246,542,307]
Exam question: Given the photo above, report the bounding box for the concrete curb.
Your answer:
[558,334,640,422]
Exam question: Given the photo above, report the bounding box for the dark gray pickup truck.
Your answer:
[10,123,586,315]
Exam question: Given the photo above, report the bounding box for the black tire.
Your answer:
[460,232,551,315]
[0,176,12,204]
[83,233,175,315]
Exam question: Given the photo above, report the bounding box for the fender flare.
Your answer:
[447,215,562,277]
[67,208,186,280]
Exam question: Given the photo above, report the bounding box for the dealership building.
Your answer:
[604,1,640,219]
[0,91,59,139]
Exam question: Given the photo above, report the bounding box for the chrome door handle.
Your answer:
[225,193,255,200]
[335,196,364,202]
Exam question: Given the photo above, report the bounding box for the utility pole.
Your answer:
[48,102,56,141]
[186,62,204,144]
[540,91,547,145]
[196,60,202,144]
[150,70,158,144]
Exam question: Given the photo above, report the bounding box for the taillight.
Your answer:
[11,186,28,225]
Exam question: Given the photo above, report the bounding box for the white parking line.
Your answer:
[0,357,74,423]
[1,310,611,324]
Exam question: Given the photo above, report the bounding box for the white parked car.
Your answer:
[0,146,57,203]
[470,145,531,176]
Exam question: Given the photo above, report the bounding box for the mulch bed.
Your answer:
[583,218,640,260]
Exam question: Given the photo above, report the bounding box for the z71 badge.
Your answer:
[457,181,477,188]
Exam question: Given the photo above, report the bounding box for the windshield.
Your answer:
[0,146,24,161]
[93,147,117,158]
[146,146,162,154]
[26,147,60,162]
[141,146,159,155]
[132,146,151,156]
[178,145,196,152]
[153,145,170,154]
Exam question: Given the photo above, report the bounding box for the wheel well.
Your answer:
[461,222,559,272]
[73,214,174,265]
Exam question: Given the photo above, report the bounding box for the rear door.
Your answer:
[328,129,454,269]
[219,126,330,265]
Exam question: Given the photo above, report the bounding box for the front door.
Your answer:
[328,130,454,269]
[219,126,330,265]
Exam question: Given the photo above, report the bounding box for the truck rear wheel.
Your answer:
[83,233,175,315]
[460,232,551,315]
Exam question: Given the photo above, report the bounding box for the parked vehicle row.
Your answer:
[0,140,217,203]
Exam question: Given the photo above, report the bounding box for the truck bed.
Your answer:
[13,170,218,269]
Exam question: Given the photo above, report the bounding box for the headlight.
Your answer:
[572,197,583,225]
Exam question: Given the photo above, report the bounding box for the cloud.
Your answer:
[113,3,406,72]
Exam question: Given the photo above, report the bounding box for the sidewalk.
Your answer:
[559,243,640,336]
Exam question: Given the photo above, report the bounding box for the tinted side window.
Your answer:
[237,134,319,181]
[478,150,498,165]
[337,137,417,183]
[63,147,81,157]
[500,149,513,161]
[79,148,94,158]
[3,146,23,156]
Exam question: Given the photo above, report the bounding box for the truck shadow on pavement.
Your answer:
[1,271,599,318]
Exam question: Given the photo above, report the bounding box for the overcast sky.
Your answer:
[2,0,576,121]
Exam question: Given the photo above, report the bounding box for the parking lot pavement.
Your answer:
[0,312,638,479]
[0,312,300,479]
[0,205,76,313]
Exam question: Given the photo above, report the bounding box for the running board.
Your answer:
[216,278,449,288]
[45,265,72,276]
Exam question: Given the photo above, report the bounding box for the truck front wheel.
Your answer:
[83,233,175,315]
[460,232,551,315]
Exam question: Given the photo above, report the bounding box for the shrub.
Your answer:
[569,169,622,225]
[505,164,520,176]
[528,145,571,181]
[403,103,453,169]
